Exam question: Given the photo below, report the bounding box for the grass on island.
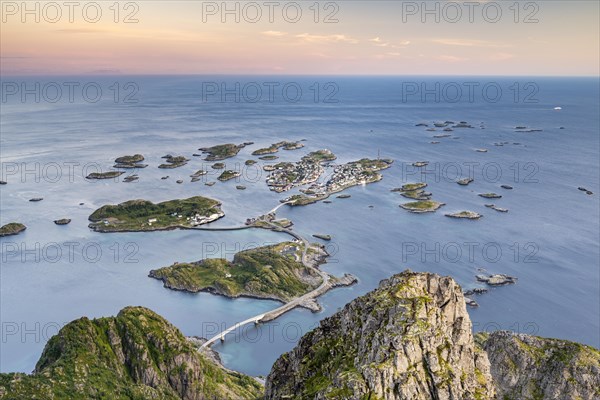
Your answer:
[200,144,242,161]
[217,170,241,181]
[401,200,443,212]
[0,222,26,236]
[88,196,222,231]
[150,242,321,301]
[286,194,322,206]
[252,141,303,156]
[400,182,427,191]
[86,171,124,179]
[158,155,188,169]
[303,149,337,163]
[114,154,144,164]
[350,158,393,170]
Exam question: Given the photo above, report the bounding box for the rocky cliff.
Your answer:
[265,270,600,400]
[265,270,495,399]
[0,307,262,400]
[478,330,600,400]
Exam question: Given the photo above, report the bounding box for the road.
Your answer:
[200,219,332,348]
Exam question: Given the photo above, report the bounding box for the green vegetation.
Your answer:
[86,171,124,179]
[303,149,336,163]
[286,194,322,206]
[245,159,257,166]
[400,182,427,191]
[217,170,241,181]
[259,155,279,161]
[199,143,243,161]
[0,307,263,399]
[401,190,430,200]
[115,154,144,164]
[478,193,502,199]
[251,141,303,155]
[158,155,188,169]
[149,242,322,302]
[212,162,226,169]
[400,200,444,213]
[88,196,223,232]
[0,222,26,237]
[445,211,482,219]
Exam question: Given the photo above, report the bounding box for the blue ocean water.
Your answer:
[1,76,598,376]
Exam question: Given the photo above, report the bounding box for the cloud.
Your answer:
[489,53,515,61]
[295,33,358,44]
[432,38,510,48]
[54,28,106,34]
[436,55,467,62]
[369,37,382,43]
[262,31,288,37]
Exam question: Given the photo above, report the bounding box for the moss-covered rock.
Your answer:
[0,307,263,399]
[265,271,495,399]
[0,222,26,237]
[478,331,600,400]
[149,242,324,303]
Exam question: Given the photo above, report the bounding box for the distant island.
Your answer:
[88,196,224,232]
[217,170,241,182]
[113,154,147,169]
[149,241,327,304]
[158,154,189,169]
[199,143,251,161]
[0,222,26,237]
[251,141,304,155]
[86,171,124,180]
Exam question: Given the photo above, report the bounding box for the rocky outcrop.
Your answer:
[265,271,600,400]
[0,307,262,399]
[478,331,600,400]
[265,271,495,400]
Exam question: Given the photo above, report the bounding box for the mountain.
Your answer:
[265,270,600,400]
[0,307,262,400]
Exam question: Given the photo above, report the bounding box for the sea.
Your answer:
[1,75,598,376]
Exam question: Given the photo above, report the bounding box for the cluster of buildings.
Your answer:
[324,162,377,192]
[266,160,324,193]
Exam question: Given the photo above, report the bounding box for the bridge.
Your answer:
[200,216,333,348]
[194,196,348,349]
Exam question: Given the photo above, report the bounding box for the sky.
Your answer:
[1,1,599,75]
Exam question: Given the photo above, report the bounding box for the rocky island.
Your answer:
[86,171,124,180]
[446,210,483,219]
[113,154,147,169]
[251,141,304,155]
[88,196,224,232]
[150,241,330,306]
[199,143,248,161]
[217,170,241,182]
[0,222,26,237]
[158,155,189,169]
[400,200,445,213]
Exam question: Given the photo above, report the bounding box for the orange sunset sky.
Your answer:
[1,1,599,75]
